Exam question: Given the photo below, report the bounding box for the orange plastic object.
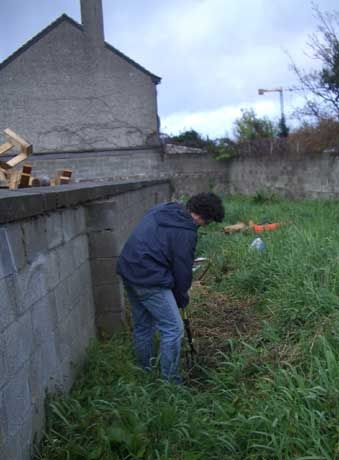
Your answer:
[252,223,281,233]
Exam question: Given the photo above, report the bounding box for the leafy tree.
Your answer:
[233,108,277,141]
[167,129,207,149]
[290,5,339,120]
[289,118,339,153]
[278,115,290,137]
[211,137,238,160]
[162,129,237,159]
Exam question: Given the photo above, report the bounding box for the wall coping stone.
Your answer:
[0,179,170,224]
[164,143,208,155]
[1,146,163,160]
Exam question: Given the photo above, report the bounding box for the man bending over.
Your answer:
[117,192,225,383]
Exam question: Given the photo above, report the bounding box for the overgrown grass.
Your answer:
[35,195,339,460]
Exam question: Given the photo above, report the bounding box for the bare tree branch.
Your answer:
[289,4,339,121]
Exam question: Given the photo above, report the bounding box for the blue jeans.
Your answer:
[124,282,184,384]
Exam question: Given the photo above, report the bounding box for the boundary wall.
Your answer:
[0,146,230,196]
[3,142,339,199]
[0,179,171,460]
[227,152,339,198]
[227,139,339,198]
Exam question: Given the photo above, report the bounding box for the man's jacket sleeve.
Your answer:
[170,229,197,308]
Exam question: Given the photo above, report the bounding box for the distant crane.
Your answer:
[258,87,297,136]
[258,87,284,120]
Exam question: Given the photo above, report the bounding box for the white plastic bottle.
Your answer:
[250,237,266,252]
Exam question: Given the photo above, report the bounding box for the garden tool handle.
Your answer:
[181,309,196,355]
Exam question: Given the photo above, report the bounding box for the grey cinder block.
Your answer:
[75,207,87,235]
[77,300,95,344]
[0,391,8,453]
[46,250,60,291]
[3,366,31,438]
[57,243,77,281]
[93,283,124,314]
[96,311,125,337]
[3,311,34,378]
[4,222,26,271]
[88,230,118,258]
[0,275,16,333]
[14,255,48,316]
[68,270,82,308]
[90,257,118,286]
[19,414,36,460]
[62,208,86,242]
[0,335,9,391]
[21,217,48,264]
[78,262,93,294]
[0,227,16,279]
[46,211,63,249]
[0,430,24,460]
[29,336,59,404]
[30,398,46,450]
[62,209,78,242]
[71,234,89,268]
[86,199,117,231]
[31,296,55,348]
[54,280,72,324]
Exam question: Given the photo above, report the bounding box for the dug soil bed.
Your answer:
[186,281,260,370]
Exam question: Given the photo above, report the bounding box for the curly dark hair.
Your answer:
[186,192,225,223]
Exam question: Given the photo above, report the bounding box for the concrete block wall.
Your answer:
[0,208,95,460]
[0,179,171,460]
[227,152,339,198]
[86,183,170,337]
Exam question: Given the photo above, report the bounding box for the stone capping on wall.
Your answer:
[164,143,207,155]
[0,179,171,224]
[0,145,163,160]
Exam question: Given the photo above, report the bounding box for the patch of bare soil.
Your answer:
[183,281,260,372]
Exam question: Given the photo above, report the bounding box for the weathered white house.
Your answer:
[0,0,161,153]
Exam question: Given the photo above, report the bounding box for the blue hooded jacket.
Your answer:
[117,201,198,308]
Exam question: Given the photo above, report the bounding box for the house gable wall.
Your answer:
[0,20,159,152]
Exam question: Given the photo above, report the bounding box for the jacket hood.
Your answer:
[153,202,197,231]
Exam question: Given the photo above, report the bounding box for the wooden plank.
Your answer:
[8,170,21,189]
[22,164,32,174]
[224,222,248,234]
[53,170,63,185]
[54,169,72,185]
[0,141,13,156]
[62,169,72,178]
[0,160,10,170]
[0,169,7,183]
[18,173,31,188]
[59,176,71,184]
[6,152,28,168]
[4,128,32,154]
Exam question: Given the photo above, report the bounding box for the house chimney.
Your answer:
[80,0,105,44]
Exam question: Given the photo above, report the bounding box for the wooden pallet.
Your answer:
[51,169,73,186]
[0,129,74,189]
[8,164,32,189]
[0,128,33,188]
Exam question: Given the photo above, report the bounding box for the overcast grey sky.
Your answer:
[0,0,337,138]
